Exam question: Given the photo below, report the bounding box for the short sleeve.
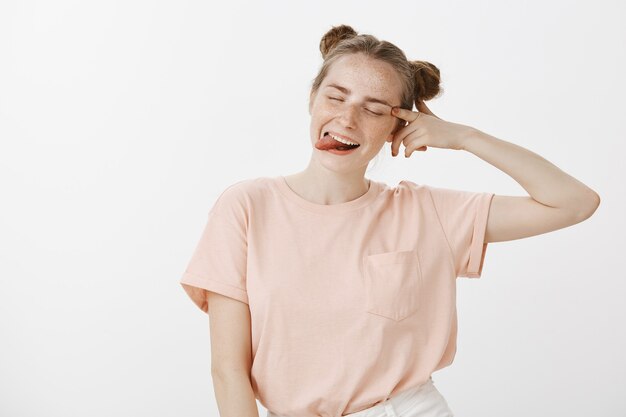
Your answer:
[426,185,495,278]
[179,185,249,313]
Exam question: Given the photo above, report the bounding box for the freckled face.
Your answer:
[308,53,404,168]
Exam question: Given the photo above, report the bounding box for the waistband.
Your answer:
[344,376,435,417]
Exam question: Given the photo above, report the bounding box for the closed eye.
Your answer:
[328,96,383,116]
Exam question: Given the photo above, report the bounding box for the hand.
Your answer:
[389,101,475,157]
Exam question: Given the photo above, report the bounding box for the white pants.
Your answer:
[267,377,455,417]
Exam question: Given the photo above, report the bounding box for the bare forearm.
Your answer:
[212,371,259,417]
[461,128,600,215]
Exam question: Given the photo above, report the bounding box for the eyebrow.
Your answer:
[325,83,394,108]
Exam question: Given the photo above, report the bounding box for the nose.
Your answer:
[337,102,359,128]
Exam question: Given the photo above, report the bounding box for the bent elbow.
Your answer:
[575,190,600,221]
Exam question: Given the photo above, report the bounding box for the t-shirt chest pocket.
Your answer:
[363,249,422,321]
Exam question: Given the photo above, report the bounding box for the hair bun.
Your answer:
[410,60,443,102]
[319,25,358,59]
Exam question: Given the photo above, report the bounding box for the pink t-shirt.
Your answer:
[180,176,494,417]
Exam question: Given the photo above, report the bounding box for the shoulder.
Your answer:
[370,179,437,215]
[216,176,274,200]
[393,180,483,200]
[381,179,432,199]
[380,180,481,211]
[211,176,274,213]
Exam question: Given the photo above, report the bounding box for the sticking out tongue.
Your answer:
[315,133,360,151]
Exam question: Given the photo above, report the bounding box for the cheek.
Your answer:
[373,119,394,134]
[321,104,338,116]
[311,103,330,117]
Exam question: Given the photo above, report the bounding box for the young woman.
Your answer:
[179,24,600,417]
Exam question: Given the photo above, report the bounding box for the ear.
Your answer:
[309,90,317,115]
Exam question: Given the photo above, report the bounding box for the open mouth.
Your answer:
[322,131,360,151]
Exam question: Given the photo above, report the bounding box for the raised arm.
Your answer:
[389,103,600,243]
[460,129,600,243]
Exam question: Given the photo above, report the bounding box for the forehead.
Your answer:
[322,54,402,101]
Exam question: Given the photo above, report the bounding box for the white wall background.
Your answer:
[1,0,624,416]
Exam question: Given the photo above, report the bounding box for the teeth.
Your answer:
[327,133,359,146]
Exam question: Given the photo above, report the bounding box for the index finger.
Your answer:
[391,107,420,122]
